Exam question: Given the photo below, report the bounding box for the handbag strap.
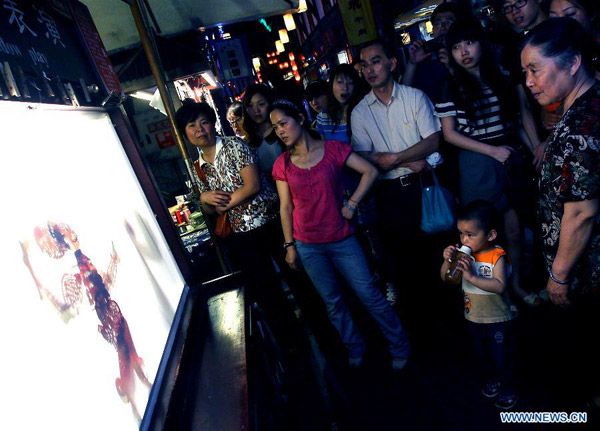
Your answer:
[192,159,209,188]
[418,167,440,190]
[431,168,440,186]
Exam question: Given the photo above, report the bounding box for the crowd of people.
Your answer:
[175,0,599,414]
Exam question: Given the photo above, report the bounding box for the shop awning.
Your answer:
[394,0,443,31]
[80,0,299,52]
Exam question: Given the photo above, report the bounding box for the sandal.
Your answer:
[522,293,541,307]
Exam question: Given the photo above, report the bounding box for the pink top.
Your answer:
[272,140,354,244]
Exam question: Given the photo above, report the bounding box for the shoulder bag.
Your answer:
[419,168,456,234]
[193,160,232,237]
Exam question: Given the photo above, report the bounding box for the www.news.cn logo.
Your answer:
[500,412,587,424]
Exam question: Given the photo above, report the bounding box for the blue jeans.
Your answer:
[296,235,410,358]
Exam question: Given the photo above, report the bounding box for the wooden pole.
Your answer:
[129,0,231,275]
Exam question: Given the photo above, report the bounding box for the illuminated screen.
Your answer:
[0,102,186,430]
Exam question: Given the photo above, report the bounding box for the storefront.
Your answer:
[301,4,351,81]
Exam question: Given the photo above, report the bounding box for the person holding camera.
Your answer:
[401,2,462,102]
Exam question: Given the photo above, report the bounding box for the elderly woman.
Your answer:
[521,17,599,409]
[521,18,599,303]
[174,102,282,302]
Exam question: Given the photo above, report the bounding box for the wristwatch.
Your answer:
[283,241,296,249]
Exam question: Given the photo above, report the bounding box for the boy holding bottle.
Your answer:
[440,201,517,410]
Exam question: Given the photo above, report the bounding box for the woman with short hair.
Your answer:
[521,17,599,302]
[225,102,247,141]
[175,102,283,307]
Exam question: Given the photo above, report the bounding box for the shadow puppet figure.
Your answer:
[20,222,151,422]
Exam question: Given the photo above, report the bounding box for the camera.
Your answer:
[423,36,446,55]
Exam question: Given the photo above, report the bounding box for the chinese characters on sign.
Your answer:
[4,0,66,48]
[4,0,37,36]
[70,0,122,94]
[214,38,252,81]
[347,0,361,11]
[35,5,66,47]
[1,0,111,101]
[338,0,378,46]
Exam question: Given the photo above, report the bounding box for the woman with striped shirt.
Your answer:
[315,64,365,143]
[435,20,539,306]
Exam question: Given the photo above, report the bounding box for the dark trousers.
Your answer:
[373,176,426,287]
[227,219,319,347]
[468,320,515,391]
[228,219,282,308]
[545,292,600,408]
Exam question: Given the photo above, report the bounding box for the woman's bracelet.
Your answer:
[349,198,359,206]
[344,202,357,212]
[283,241,296,250]
[549,268,570,285]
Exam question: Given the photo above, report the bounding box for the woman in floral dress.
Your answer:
[521,17,600,410]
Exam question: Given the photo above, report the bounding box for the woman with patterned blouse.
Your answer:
[521,18,600,409]
[521,18,599,302]
[175,102,283,305]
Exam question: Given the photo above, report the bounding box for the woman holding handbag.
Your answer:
[175,102,283,306]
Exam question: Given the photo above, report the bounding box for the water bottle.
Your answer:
[445,245,473,285]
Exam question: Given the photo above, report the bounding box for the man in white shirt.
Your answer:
[352,39,441,178]
[351,39,441,304]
